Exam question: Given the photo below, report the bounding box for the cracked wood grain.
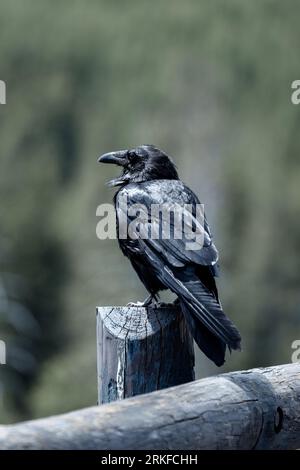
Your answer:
[96,305,195,403]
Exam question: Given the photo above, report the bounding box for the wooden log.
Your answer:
[0,363,300,450]
[96,305,195,403]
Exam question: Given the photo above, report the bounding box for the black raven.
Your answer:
[98,145,241,366]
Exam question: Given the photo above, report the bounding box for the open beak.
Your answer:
[98,150,128,166]
[98,149,129,187]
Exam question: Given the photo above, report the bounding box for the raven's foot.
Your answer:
[126,294,156,308]
[126,301,147,307]
[153,298,180,309]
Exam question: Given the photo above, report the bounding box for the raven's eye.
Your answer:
[127,151,138,164]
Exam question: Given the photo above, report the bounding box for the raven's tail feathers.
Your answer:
[177,277,241,349]
[140,241,241,366]
[164,267,241,366]
[180,300,226,366]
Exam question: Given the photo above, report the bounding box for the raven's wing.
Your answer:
[117,180,219,268]
[139,239,241,353]
[117,181,241,364]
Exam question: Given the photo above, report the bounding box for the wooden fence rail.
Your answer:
[0,363,299,450]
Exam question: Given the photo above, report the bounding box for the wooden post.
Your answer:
[96,305,195,404]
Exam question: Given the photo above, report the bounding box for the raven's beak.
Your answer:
[98,150,128,166]
[98,149,130,187]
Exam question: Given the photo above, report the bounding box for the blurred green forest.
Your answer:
[1,0,300,423]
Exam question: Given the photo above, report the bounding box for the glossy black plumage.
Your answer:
[99,145,241,366]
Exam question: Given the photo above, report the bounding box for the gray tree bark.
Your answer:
[0,363,299,450]
[97,305,195,403]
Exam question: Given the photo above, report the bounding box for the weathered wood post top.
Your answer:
[97,305,195,404]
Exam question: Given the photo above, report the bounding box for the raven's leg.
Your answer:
[153,297,180,308]
[126,293,158,308]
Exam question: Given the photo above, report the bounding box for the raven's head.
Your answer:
[98,145,178,187]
